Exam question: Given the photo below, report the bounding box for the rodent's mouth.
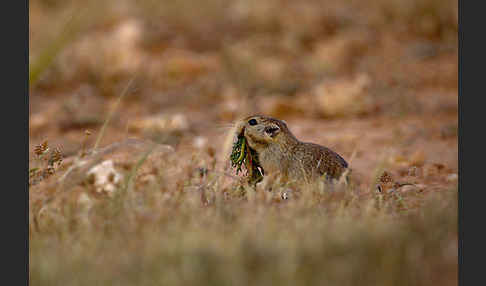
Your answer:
[231,127,265,184]
[237,128,258,159]
[237,126,245,138]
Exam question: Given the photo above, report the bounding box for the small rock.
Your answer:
[86,160,123,196]
[414,184,427,192]
[128,113,189,133]
[57,18,145,83]
[281,189,293,200]
[171,114,189,130]
[193,136,208,149]
[446,173,458,182]
[314,73,373,118]
[29,113,48,132]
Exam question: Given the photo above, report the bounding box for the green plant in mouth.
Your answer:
[230,136,264,185]
[230,136,246,174]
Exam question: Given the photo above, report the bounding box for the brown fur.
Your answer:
[235,115,348,183]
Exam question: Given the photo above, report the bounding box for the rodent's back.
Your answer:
[289,142,348,181]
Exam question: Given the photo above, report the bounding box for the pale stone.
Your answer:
[86,160,123,196]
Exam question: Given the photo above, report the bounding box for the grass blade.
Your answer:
[94,76,136,149]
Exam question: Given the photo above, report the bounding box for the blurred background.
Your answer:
[29,0,457,151]
[29,0,458,285]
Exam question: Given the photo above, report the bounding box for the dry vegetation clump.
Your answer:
[30,141,64,186]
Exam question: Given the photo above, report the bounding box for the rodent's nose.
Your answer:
[264,126,280,137]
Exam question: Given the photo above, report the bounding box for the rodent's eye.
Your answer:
[248,119,257,126]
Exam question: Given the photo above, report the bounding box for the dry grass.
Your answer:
[30,182,457,286]
[29,134,457,286]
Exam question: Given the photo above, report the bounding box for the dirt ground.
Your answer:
[29,0,458,285]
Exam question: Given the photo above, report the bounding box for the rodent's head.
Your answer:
[236,115,297,151]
